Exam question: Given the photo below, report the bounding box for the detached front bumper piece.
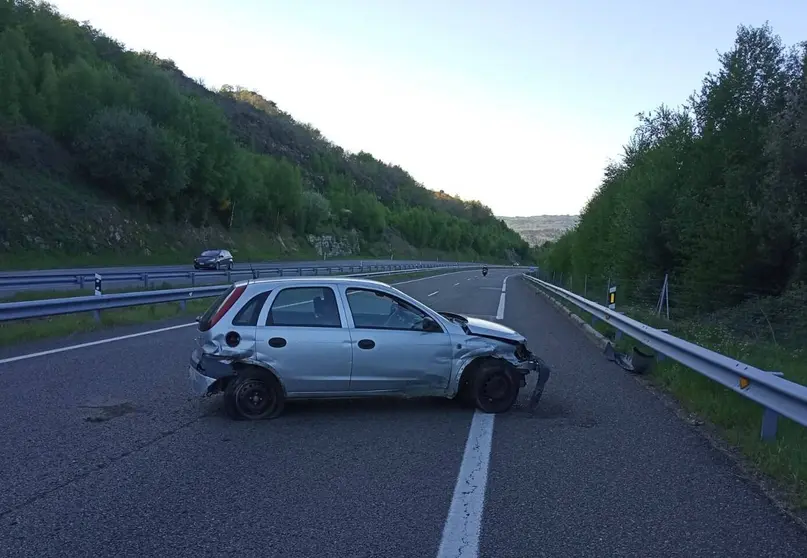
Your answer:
[527,356,552,412]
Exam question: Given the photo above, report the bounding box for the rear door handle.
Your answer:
[268,337,287,348]
[358,339,375,350]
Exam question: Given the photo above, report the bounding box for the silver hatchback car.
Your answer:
[188,276,551,420]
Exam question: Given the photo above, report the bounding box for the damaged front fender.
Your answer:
[447,335,552,411]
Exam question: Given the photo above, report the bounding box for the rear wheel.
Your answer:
[468,360,520,413]
[223,370,285,420]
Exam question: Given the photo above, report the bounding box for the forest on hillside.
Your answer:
[0,0,530,262]
[538,23,807,315]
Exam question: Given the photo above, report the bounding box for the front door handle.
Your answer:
[268,337,287,348]
[358,339,375,350]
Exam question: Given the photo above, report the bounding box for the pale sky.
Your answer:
[51,0,805,217]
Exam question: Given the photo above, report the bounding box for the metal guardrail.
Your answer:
[0,265,486,323]
[0,261,469,291]
[522,273,807,442]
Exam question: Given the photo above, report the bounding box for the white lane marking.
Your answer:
[392,269,475,286]
[0,322,196,365]
[495,275,509,320]
[437,411,495,558]
[0,269,479,365]
[453,282,460,287]
[428,291,439,297]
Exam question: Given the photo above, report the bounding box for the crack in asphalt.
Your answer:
[0,408,214,521]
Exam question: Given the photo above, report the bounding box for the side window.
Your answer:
[266,287,342,328]
[232,290,271,326]
[345,288,435,331]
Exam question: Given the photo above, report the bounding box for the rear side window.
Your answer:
[232,290,271,326]
[266,287,341,328]
[198,285,246,332]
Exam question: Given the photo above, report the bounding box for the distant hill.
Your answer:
[498,215,579,246]
[0,1,531,269]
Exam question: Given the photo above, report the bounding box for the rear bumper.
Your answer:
[188,348,236,396]
[189,365,216,396]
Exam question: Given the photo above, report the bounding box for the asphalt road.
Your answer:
[0,269,806,557]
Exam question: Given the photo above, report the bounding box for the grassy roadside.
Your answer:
[0,269,467,347]
[522,277,807,510]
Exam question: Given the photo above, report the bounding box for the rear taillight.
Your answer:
[200,285,246,331]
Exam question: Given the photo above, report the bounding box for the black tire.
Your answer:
[468,360,520,414]
[223,370,285,421]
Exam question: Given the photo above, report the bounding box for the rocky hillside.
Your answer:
[499,215,579,246]
[0,1,530,269]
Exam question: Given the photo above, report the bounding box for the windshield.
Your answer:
[200,250,219,257]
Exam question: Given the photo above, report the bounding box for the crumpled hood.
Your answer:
[462,315,525,343]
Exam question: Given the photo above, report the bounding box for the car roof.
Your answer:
[235,276,392,290]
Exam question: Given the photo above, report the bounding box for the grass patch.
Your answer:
[0,268,466,348]
[525,278,807,510]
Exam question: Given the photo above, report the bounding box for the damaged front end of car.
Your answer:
[448,325,552,413]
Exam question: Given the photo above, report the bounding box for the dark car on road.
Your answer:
[194,249,234,270]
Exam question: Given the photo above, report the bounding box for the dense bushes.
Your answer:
[538,23,807,312]
[0,0,529,261]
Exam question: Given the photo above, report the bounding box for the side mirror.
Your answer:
[195,315,201,323]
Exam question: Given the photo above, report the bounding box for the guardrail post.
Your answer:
[179,300,186,311]
[760,371,785,441]
[78,275,84,290]
[191,272,196,287]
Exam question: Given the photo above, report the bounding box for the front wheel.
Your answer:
[223,371,285,420]
[469,360,519,413]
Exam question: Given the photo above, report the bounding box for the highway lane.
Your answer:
[0,270,806,557]
[0,268,497,558]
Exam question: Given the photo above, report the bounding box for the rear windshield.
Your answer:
[200,250,219,257]
[198,286,235,331]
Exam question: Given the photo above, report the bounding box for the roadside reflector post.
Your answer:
[608,285,617,310]
[93,273,103,322]
[760,371,785,442]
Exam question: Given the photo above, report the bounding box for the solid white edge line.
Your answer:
[428,291,439,297]
[0,268,480,366]
[437,410,495,558]
[0,322,197,365]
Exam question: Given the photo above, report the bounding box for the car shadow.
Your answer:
[201,394,469,421]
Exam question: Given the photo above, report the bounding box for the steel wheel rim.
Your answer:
[482,374,509,401]
[235,379,274,417]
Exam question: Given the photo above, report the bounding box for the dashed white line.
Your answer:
[428,290,439,297]
[453,282,460,287]
[437,410,495,558]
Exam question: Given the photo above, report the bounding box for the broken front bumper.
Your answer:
[511,353,552,412]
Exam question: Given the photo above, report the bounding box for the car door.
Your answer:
[254,285,353,396]
[340,286,453,394]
